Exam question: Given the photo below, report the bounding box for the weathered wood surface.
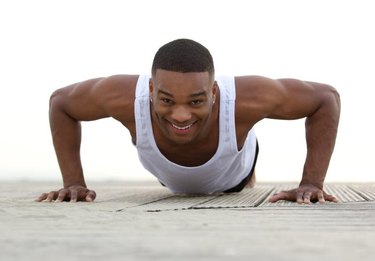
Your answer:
[115,183,375,211]
[1,181,375,261]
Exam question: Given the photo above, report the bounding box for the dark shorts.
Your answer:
[223,140,259,193]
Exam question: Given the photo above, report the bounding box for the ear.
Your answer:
[149,79,153,93]
[149,78,154,96]
[212,81,218,96]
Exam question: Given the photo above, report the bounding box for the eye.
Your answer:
[161,98,173,105]
[191,100,203,106]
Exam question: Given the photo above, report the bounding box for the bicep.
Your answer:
[269,78,337,120]
[236,76,338,122]
[50,78,109,121]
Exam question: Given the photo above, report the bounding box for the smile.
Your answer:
[171,123,193,130]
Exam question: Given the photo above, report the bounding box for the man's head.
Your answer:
[151,39,215,79]
[149,39,218,145]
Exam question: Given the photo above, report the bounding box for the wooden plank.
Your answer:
[324,184,366,202]
[111,189,174,211]
[130,185,274,211]
[349,184,375,201]
[193,185,274,209]
[133,194,219,212]
[97,186,171,202]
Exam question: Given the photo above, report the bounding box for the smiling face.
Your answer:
[150,69,218,145]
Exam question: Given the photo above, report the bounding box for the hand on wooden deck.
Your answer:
[268,184,338,204]
[35,185,97,203]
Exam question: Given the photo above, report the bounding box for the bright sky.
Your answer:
[1,0,374,183]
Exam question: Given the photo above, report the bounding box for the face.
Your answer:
[150,69,217,145]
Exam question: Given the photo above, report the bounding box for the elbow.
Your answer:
[49,87,70,115]
[326,85,341,110]
[49,89,63,110]
[310,83,341,119]
[320,84,341,123]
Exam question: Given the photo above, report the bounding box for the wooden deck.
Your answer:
[1,181,375,261]
[108,182,375,211]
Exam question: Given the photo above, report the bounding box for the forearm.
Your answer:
[301,88,340,188]
[50,96,87,188]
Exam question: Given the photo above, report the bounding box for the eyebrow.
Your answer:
[158,90,207,98]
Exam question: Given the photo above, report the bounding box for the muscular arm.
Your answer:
[37,75,138,202]
[49,78,106,189]
[298,81,340,190]
[236,76,340,203]
[270,79,340,190]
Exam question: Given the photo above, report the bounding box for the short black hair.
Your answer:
[151,39,215,76]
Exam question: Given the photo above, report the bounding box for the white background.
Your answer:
[1,0,374,183]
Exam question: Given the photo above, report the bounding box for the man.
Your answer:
[36,39,340,204]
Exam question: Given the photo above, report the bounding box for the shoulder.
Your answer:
[91,74,140,122]
[234,75,285,123]
[234,75,285,99]
[234,75,339,122]
[92,74,139,97]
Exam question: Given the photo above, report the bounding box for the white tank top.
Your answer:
[134,75,257,194]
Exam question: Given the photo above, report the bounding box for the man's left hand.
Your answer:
[268,184,338,204]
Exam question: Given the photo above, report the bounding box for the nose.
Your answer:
[170,105,192,123]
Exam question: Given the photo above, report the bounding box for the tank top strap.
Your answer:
[217,76,238,153]
[134,75,151,147]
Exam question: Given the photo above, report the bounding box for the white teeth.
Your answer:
[172,123,193,130]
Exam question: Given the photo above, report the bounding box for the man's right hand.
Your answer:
[35,185,96,202]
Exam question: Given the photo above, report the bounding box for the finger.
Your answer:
[268,192,287,202]
[46,191,58,202]
[325,194,339,203]
[57,189,69,202]
[269,191,295,203]
[35,193,48,202]
[317,191,325,203]
[296,190,304,204]
[303,191,312,204]
[268,194,281,202]
[70,189,78,202]
[85,190,96,202]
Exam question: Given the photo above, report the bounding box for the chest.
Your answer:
[154,125,251,167]
[129,118,251,161]
[158,141,218,167]
[154,122,220,167]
